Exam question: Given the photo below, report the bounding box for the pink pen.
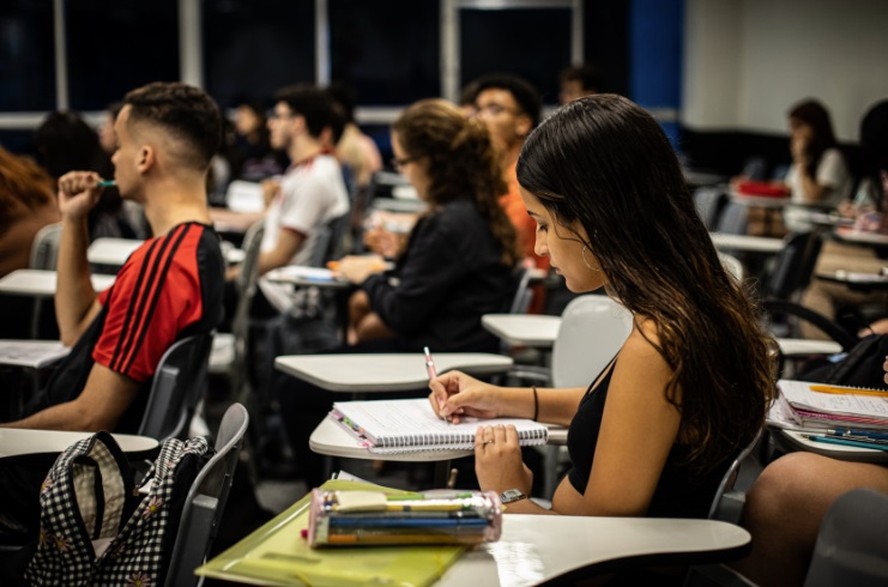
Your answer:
[424,346,450,424]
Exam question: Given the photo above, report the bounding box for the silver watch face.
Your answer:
[500,488,526,504]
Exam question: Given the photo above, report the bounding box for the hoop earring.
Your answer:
[581,245,601,272]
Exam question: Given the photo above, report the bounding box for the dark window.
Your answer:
[66,0,179,110]
[0,0,55,111]
[329,0,439,105]
[203,0,315,112]
[460,8,572,105]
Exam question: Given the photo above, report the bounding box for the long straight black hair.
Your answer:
[517,94,775,471]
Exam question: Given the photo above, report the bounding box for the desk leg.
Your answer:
[433,460,452,488]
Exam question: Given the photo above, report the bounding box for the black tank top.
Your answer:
[566,358,731,518]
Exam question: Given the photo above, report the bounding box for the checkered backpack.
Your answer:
[24,431,211,586]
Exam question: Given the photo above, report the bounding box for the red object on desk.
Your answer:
[735,180,791,198]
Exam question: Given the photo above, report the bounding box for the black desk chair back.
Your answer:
[762,230,823,302]
[138,332,214,442]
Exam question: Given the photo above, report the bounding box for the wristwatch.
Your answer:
[499,488,527,504]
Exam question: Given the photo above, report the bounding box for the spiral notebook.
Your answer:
[330,398,549,454]
[776,379,888,430]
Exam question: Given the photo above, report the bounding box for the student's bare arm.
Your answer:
[2,364,140,431]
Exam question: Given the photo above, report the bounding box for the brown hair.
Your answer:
[393,99,518,267]
[0,147,56,234]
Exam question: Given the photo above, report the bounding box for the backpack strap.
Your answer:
[93,436,210,585]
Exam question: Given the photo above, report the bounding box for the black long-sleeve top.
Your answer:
[361,198,512,352]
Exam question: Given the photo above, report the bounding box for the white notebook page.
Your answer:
[330,398,548,454]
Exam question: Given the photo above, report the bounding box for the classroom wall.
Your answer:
[683,0,888,142]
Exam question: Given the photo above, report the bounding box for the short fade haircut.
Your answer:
[471,73,542,129]
[273,84,337,140]
[123,82,222,170]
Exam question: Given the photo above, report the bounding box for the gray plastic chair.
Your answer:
[138,332,215,443]
[803,488,888,587]
[506,294,634,498]
[29,222,63,270]
[164,402,249,587]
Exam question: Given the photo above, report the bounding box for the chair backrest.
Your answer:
[506,265,535,315]
[714,201,749,235]
[307,224,333,268]
[763,231,823,301]
[231,222,265,391]
[551,294,634,388]
[693,187,728,230]
[164,402,249,587]
[803,488,888,587]
[138,333,215,442]
[707,428,762,522]
[29,222,63,270]
[718,252,745,283]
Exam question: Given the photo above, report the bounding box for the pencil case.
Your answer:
[307,488,503,548]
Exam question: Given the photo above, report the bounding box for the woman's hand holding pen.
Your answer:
[57,171,105,221]
[427,370,500,424]
[474,424,533,498]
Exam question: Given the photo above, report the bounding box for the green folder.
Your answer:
[195,479,466,586]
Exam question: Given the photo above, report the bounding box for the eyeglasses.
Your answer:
[391,156,417,171]
[268,109,294,120]
[471,103,521,118]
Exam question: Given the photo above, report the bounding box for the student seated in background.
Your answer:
[799,99,888,339]
[0,81,225,540]
[558,63,602,104]
[429,95,774,523]
[780,99,853,233]
[732,354,888,587]
[225,84,349,322]
[280,98,519,489]
[34,109,145,241]
[463,74,551,312]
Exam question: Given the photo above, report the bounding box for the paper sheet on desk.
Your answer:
[779,380,888,419]
[0,340,70,368]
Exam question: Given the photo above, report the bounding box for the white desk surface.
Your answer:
[311,416,568,463]
[776,338,843,357]
[275,352,514,393]
[710,232,784,254]
[264,265,351,289]
[0,269,116,297]
[437,514,750,586]
[833,227,888,246]
[0,428,159,460]
[87,237,143,266]
[0,340,70,368]
[482,314,561,348]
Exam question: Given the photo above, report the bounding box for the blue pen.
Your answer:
[828,428,888,441]
[97,179,116,188]
[328,517,489,528]
[804,434,888,452]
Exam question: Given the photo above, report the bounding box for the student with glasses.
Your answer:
[278,98,520,489]
[463,73,550,311]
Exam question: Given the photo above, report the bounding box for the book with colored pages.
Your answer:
[330,398,549,454]
[776,379,888,431]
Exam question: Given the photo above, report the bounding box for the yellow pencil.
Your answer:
[809,384,888,398]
